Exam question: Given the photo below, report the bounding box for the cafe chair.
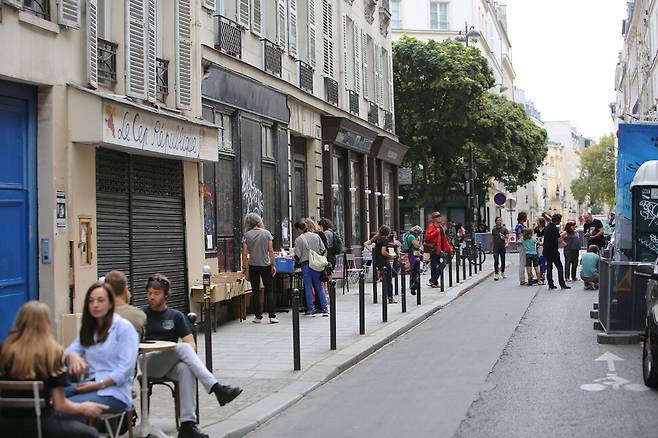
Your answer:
[345,253,365,293]
[140,376,181,431]
[0,380,45,438]
[93,409,133,438]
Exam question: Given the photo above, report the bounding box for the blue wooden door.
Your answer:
[0,81,37,340]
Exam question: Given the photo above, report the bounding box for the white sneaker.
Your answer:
[494,274,499,281]
[269,317,279,324]
[252,317,262,324]
[501,272,507,279]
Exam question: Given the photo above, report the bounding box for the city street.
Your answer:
[248,259,658,438]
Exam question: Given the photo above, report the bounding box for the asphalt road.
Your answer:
[249,259,658,438]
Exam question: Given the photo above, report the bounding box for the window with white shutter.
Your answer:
[202,0,215,11]
[126,0,147,100]
[175,0,192,110]
[321,0,333,77]
[374,43,382,106]
[388,51,394,112]
[362,31,368,99]
[147,0,157,102]
[252,0,262,36]
[307,0,316,67]
[342,15,348,89]
[237,0,250,28]
[353,24,360,94]
[58,0,81,28]
[86,0,98,88]
[277,0,287,48]
[288,0,297,57]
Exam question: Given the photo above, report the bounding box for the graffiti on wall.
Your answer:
[639,200,658,227]
[241,166,264,216]
[639,234,658,255]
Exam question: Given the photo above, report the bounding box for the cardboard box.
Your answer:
[190,272,260,303]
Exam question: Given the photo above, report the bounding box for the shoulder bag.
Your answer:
[302,234,329,272]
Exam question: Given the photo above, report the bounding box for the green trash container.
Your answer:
[631,161,658,261]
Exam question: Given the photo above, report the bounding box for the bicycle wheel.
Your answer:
[478,249,486,266]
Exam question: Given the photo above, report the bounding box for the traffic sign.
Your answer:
[494,192,506,206]
[463,168,477,181]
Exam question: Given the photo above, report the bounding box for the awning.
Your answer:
[371,136,409,166]
[321,115,378,154]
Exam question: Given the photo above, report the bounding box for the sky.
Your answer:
[503,0,628,141]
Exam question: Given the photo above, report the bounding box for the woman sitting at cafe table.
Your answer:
[63,281,139,417]
[0,301,106,437]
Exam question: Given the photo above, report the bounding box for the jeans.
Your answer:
[63,386,127,424]
[249,265,276,318]
[2,413,100,438]
[563,249,579,280]
[429,253,445,284]
[408,254,421,293]
[302,263,328,312]
[518,245,526,282]
[539,255,547,274]
[545,252,566,287]
[493,245,506,275]
[146,343,219,423]
[379,264,394,298]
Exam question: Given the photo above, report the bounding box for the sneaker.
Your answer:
[304,311,315,316]
[178,422,209,438]
[426,282,437,287]
[561,285,571,290]
[252,317,263,324]
[501,272,507,279]
[322,309,329,317]
[269,317,279,324]
[494,274,499,281]
[520,281,527,286]
[211,383,243,407]
[388,298,398,304]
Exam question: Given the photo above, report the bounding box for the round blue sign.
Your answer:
[494,192,507,206]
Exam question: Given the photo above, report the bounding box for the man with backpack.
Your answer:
[319,218,342,271]
[424,212,453,288]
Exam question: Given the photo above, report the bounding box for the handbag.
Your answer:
[302,234,329,272]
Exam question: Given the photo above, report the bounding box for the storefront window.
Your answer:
[217,158,236,270]
[261,126,275,160]
[263,163,277,237]
[202,163,216,251]
[349,159,361,245]
[332,154,345,239]
[383,165,392,226]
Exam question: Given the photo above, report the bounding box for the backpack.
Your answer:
[401,232,415,253]
[330,229,343,255]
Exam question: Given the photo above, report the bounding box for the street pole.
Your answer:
[202,265,213,372]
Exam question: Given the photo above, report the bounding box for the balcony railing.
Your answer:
[262,38,283,77]
[384,110,394,132]
[23,0,50,20]
[325,77,339,106]
[368,102,378,125]
[156,58,169,102]
[216,15,242,58]
[349,90,359,115]
[97,38,118,84]
[297,60,314,93]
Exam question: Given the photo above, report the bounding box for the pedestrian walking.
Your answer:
[543,213,570,290]
[534,217,547,283]
[404,226,423,294]
[241,213,278,324]
[293,219,330,316]
[490,216,509,280]
[515,212,528,285]
[520,229,542,285]
[374,225,398,303]
[584,212,606,251]
[580,245,601,290]
[424,212,453,288]
[561,221,580,282]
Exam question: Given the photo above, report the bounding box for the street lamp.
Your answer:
[454,22,481,47]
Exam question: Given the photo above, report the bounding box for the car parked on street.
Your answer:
[636,260,658,387]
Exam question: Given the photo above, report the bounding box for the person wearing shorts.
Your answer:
[520,229,543,286]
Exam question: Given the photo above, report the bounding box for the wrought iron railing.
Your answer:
[23,0,50,20]
[349,90,359,115]
[216,15,242,58]
[368,102,379,125]
[325,77,339,106]
[297,60,314,93]
[97,38,118,84]
[384,110,394,132]
[262,38,283,77]
[156,58,169,102]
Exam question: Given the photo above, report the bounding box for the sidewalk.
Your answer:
[146,262,496,437]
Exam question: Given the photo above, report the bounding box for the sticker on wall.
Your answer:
[56,191,67,229]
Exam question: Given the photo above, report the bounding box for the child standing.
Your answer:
[521,228,543,286]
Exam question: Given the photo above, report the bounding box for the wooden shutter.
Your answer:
[342,15,348,89]
[86,0,98,88]
[126,0,148,100]
[277,0,287,48]
[146,0,157,102]
[353,24,360,94]
[58,0,81,28]
[307,0,316,67]
[175,0,192,110]
[202,0,215,11]
[252,0,262,35]
[362,31,368,99]
[321,0,333,77]
[237,0,250,28]
[288,0,297,57]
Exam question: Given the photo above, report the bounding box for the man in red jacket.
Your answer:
[425,211,453,288]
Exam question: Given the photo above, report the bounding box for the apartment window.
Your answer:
[97,0,111,39]
[22,0,50,20]
[262,126,276,160]
[430,2,448,30]
[390,0,401,28]
[203,105,234,153]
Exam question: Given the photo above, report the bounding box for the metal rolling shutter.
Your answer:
[96,148,188,312]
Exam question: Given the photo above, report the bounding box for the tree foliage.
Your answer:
[571,134,616,210]
[393,37,548,206]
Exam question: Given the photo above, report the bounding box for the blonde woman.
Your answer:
[0,301,106,437]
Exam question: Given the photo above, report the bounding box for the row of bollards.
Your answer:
[290,248,482,370]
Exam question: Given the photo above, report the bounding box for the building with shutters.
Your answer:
[198,0,408,269]
[0,0,218,339]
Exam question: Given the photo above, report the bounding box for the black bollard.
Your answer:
[456,249,460,284]
[187,313,200,424]
[416,267,422,305]
[394,268,399,295]
[372,262,378,304]
[382,267,389,323]
[291,288,301,370]
[440,259,445,292]
[469,257,473,277]
[329,280,337,350]
[359,271,366,335]
[401,267,407,313]
[202,266,213,372]
[462,251,467,280]
[448,254,453,287]
[474,251,479,274]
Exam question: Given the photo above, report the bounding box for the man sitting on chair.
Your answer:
[104,270,146,337]
[142,274,242,438]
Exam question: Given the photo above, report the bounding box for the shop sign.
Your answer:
[335,128,374,154]
[398,167,412,185]
[102,102,204,158]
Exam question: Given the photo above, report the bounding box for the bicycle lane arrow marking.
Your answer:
[595,352,624,372]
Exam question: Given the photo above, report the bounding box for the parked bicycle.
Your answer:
[461,238,486,267]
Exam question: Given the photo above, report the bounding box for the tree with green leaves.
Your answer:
[393,36,547,207]
[571,134,616,211]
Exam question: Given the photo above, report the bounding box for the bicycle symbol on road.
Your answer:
[579,352,649,392]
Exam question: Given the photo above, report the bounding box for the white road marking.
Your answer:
[595,352,624,372]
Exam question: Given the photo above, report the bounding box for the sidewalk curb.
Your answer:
[204,269,495,437]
